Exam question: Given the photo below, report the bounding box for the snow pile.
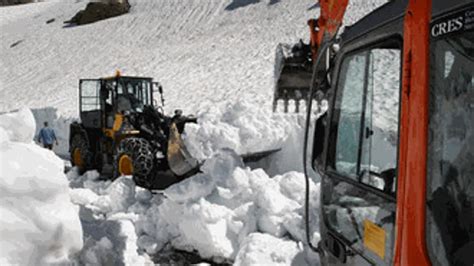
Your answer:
[67,150,320,264]
[235,233,307,265]
[78,216,152,265]
[149,151,320,263]
[182,99,312,178]
[183,100,298,160]
[0,107,36,142]
[67,169,153,264]
[0,108,83,265]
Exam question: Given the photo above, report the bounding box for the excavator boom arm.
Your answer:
[273,0,349,112]
[309,0,349,58]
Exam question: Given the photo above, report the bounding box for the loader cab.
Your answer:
[79,76,155,129]
[310,0,473,265]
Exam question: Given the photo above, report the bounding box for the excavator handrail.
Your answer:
[303,0,351,253]
[303,36,339,254]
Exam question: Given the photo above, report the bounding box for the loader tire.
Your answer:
[114,137,155,188]
[70,134,93,174]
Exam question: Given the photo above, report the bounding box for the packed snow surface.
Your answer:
[0,108,83,265]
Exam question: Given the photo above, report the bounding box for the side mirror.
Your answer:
[312,111,327,172]
[153,82,165,107]
[153,82,163,93]
[100,87,109,99]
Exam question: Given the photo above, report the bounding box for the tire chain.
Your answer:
[71,134,93,172]
[117,138,156,188]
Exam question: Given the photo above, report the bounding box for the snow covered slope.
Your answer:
[0,0,385,116]
[1,0,316,116]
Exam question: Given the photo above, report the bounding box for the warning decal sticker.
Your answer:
[363,219,386,259]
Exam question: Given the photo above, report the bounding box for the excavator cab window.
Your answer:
[426,11,474,266]
[321,39,401,265]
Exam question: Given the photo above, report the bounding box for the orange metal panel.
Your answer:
[395,0,432,265]
[310,0,349,58]
[317,0,349,42]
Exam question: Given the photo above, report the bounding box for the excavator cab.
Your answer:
[303,0,473,265]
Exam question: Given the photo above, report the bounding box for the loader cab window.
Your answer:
[79,79,102,128]
[322,39,401,265]
[80,79,101,112]
[102,80,114,111]
[102,80,116,128]
[116,78,152,113]
[426,25,474,266]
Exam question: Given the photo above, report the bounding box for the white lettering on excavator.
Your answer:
[431,16,464,37]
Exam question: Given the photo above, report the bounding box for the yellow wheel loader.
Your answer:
[69,73,278,189]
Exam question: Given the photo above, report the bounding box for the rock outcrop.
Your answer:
[65,0,131,26]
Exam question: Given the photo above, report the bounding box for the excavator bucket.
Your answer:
[273,41,313,113]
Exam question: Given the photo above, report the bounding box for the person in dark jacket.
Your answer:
[38,122,58,150]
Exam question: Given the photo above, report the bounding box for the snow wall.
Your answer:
[0,108,83,265]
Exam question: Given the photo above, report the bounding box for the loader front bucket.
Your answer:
[167,120,282,178]
[167,123,200,177]
[273,42,313,113]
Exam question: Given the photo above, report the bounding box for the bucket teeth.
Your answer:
[273,41,313,113]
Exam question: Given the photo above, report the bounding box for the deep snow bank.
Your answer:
[0,108,83,265]
[62,97,321,264]
[182,99,318,179]
[183,99,302,162]
[31,107,75,157]
[235,233,307,265]
[151,151,321,263]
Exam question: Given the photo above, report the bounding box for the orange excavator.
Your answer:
[287,0,474,265]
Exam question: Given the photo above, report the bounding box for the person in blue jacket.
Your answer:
[38,122,58,150]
